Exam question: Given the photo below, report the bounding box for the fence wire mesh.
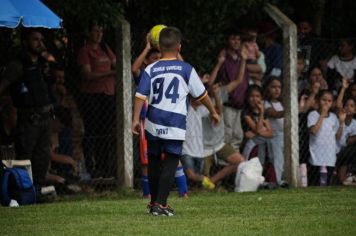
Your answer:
[1,23,356,198]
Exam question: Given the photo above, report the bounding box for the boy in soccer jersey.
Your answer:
[132,27,220,216]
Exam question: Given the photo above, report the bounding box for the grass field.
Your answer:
[1,187,355,236]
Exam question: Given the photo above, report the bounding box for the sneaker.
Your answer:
[179,193,188,198]
[202,176,215,190]
[150,204,174,216]
[147,202,154,213]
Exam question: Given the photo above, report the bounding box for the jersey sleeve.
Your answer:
[135,69,151,100]
[188,67,206,100]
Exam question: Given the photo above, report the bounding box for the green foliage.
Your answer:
[1,188,355,236]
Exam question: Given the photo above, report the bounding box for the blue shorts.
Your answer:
[147,138,183,156]
[181,155,204,174]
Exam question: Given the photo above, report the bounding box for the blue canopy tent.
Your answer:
[0,0,62,28]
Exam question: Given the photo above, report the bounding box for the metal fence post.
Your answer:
[264,4,299,187]
[116,18,133,188]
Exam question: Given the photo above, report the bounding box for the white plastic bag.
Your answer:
[235,157,265,192]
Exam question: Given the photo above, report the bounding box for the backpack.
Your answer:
[0,164,36,206]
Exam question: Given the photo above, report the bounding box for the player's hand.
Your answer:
[210,112,220,126]
[132,120,141,135]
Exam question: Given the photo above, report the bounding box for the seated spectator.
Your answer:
[327,39,356,94]
[46,106,81,194]
[0,103,16,160]
[241,85,273,165]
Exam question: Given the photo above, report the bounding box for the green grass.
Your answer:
[1,187,356,236]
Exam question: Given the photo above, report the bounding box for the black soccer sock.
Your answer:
[147,153,161,204]
[155,153,180,206]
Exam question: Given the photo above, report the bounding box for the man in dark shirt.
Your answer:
[0,29,53,189]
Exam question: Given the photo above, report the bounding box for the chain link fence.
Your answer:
[1,18,356,198]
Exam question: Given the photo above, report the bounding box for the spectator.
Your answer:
[0,29,54,189]
[264,77,286,186]
[308,90,342,186]
[297,52,308,93]
[218,28,249,150]
[202,46,247,186]
[241,27,265,86]
[241,85,273,164]
[297,19,327,72]
[327,39,356,93]
[260,21,283,78]
[77,20,117,178]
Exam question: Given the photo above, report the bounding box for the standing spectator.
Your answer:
[264,77,286,185]
[327,39,356,93]
[308,90,342,186]
[218,29,249,150]
[0,29,54,189]
[297,19,327,72]
[260,21,283,78]
[77,20,116,178]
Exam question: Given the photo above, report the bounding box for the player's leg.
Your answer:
[155,152,180,206]
[147,140,162,205]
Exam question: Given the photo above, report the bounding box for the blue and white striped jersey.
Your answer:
[136,59,207,140]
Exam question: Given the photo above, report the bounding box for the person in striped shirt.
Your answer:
[132,27,219,216]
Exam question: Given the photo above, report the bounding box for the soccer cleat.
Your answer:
[202,176,215,190]
[150,204,174,216]
[147,202,154,213]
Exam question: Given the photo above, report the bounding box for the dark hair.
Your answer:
[246,85,262,105]
[316,89,333,101]
[159,27,182,51]
[264,76,282,101]
[225,27,242,37]
[343,97,356,107]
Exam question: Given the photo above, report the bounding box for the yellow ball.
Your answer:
[149,24,167,48]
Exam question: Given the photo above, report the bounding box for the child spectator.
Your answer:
[199,46,247,187]
[181,93,215,190]
[241,85,273,164]
[334,79,356,184]
[264,77,286,186]
[308,90,343,186]
[132,27,219,216]
[327,39,356,93]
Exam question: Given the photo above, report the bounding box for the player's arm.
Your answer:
[132,33,151,78]
[198,92,220,125]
